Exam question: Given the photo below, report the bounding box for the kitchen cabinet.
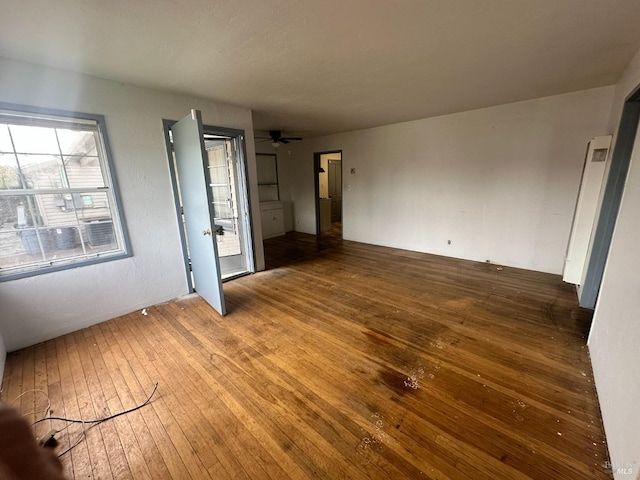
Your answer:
[260,201,285,239]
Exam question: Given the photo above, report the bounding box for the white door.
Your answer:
[563,135,612,285]
[172,110,226,315]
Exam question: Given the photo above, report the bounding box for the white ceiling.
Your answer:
[1,1,640,137]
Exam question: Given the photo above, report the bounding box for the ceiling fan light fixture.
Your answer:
[268,130,303,147]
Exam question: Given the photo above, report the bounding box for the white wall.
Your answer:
[289,87,614,274]
[0,57,264,352]
[588,46,640,479]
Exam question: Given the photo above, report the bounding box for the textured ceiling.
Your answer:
[1,0,640,137]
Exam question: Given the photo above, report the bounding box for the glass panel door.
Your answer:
[205,139,242,258]
[204,135,251,279]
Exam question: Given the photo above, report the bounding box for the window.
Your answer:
[0,104,130,281]
[256,153,279,201]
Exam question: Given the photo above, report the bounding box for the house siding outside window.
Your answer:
[0,104,131,281]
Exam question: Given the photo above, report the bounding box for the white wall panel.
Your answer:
[589,45,640,480]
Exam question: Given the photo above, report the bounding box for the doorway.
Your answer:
[164,120,255,291]
[315,151,342,237]
[202,135,253,278]
[579,86,640,308]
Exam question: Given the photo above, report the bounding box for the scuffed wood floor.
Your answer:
[0,232,611,479]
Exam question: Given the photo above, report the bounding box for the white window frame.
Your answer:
[0,103,131,281]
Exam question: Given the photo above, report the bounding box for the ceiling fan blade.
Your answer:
[266,130,303,144]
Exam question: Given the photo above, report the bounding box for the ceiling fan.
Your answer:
[269,130,302,144]
[257,130,303,148]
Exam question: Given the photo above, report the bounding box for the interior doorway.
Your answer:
[314,151,342,238]
[579,86,640,308]
[164,120,255,291]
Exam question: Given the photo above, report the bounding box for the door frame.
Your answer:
[163,119,256,292]
[314,150,342,235]
[328,159,342,223]
[580,84,640,308]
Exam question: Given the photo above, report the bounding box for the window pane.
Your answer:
[0,195,19,230]
[75,190,111,218]
[2,194,45,227]
[3,226,51,258]
[25,191,115,233]
[0,153,22,190]
[0,226,86,268]
[47,225,82,257]
[35,193,76,227]
[56,129,98,156]
[17,154,66,189]
[9,125,59,154]
[80,219,116,252]
[0,229,53,268]
[0,125,14,152]
[0,107,129,280]
[0,191,120,271]
[64,155,105,188]
[76,192,117,249]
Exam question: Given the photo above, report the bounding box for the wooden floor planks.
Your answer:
[1,231,611,479]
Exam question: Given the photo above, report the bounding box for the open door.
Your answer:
[172,110,226,315]
[315,151,342,237]
[563,135,611,285]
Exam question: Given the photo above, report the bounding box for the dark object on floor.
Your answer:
[0,403,67,479]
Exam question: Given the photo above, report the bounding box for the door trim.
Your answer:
[580,84,640,307]
[163,119,194,292]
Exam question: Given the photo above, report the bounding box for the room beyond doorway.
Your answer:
[314,150,342,238]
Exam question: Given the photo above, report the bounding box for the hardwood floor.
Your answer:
[1,232,611,479]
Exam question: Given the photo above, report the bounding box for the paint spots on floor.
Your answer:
[378,367,411,396]
[404,367,424,389]
[378,360,441,396]
[511,398,528,423]
[356,412,390,465]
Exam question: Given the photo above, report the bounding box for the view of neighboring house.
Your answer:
[0,121,119,271]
